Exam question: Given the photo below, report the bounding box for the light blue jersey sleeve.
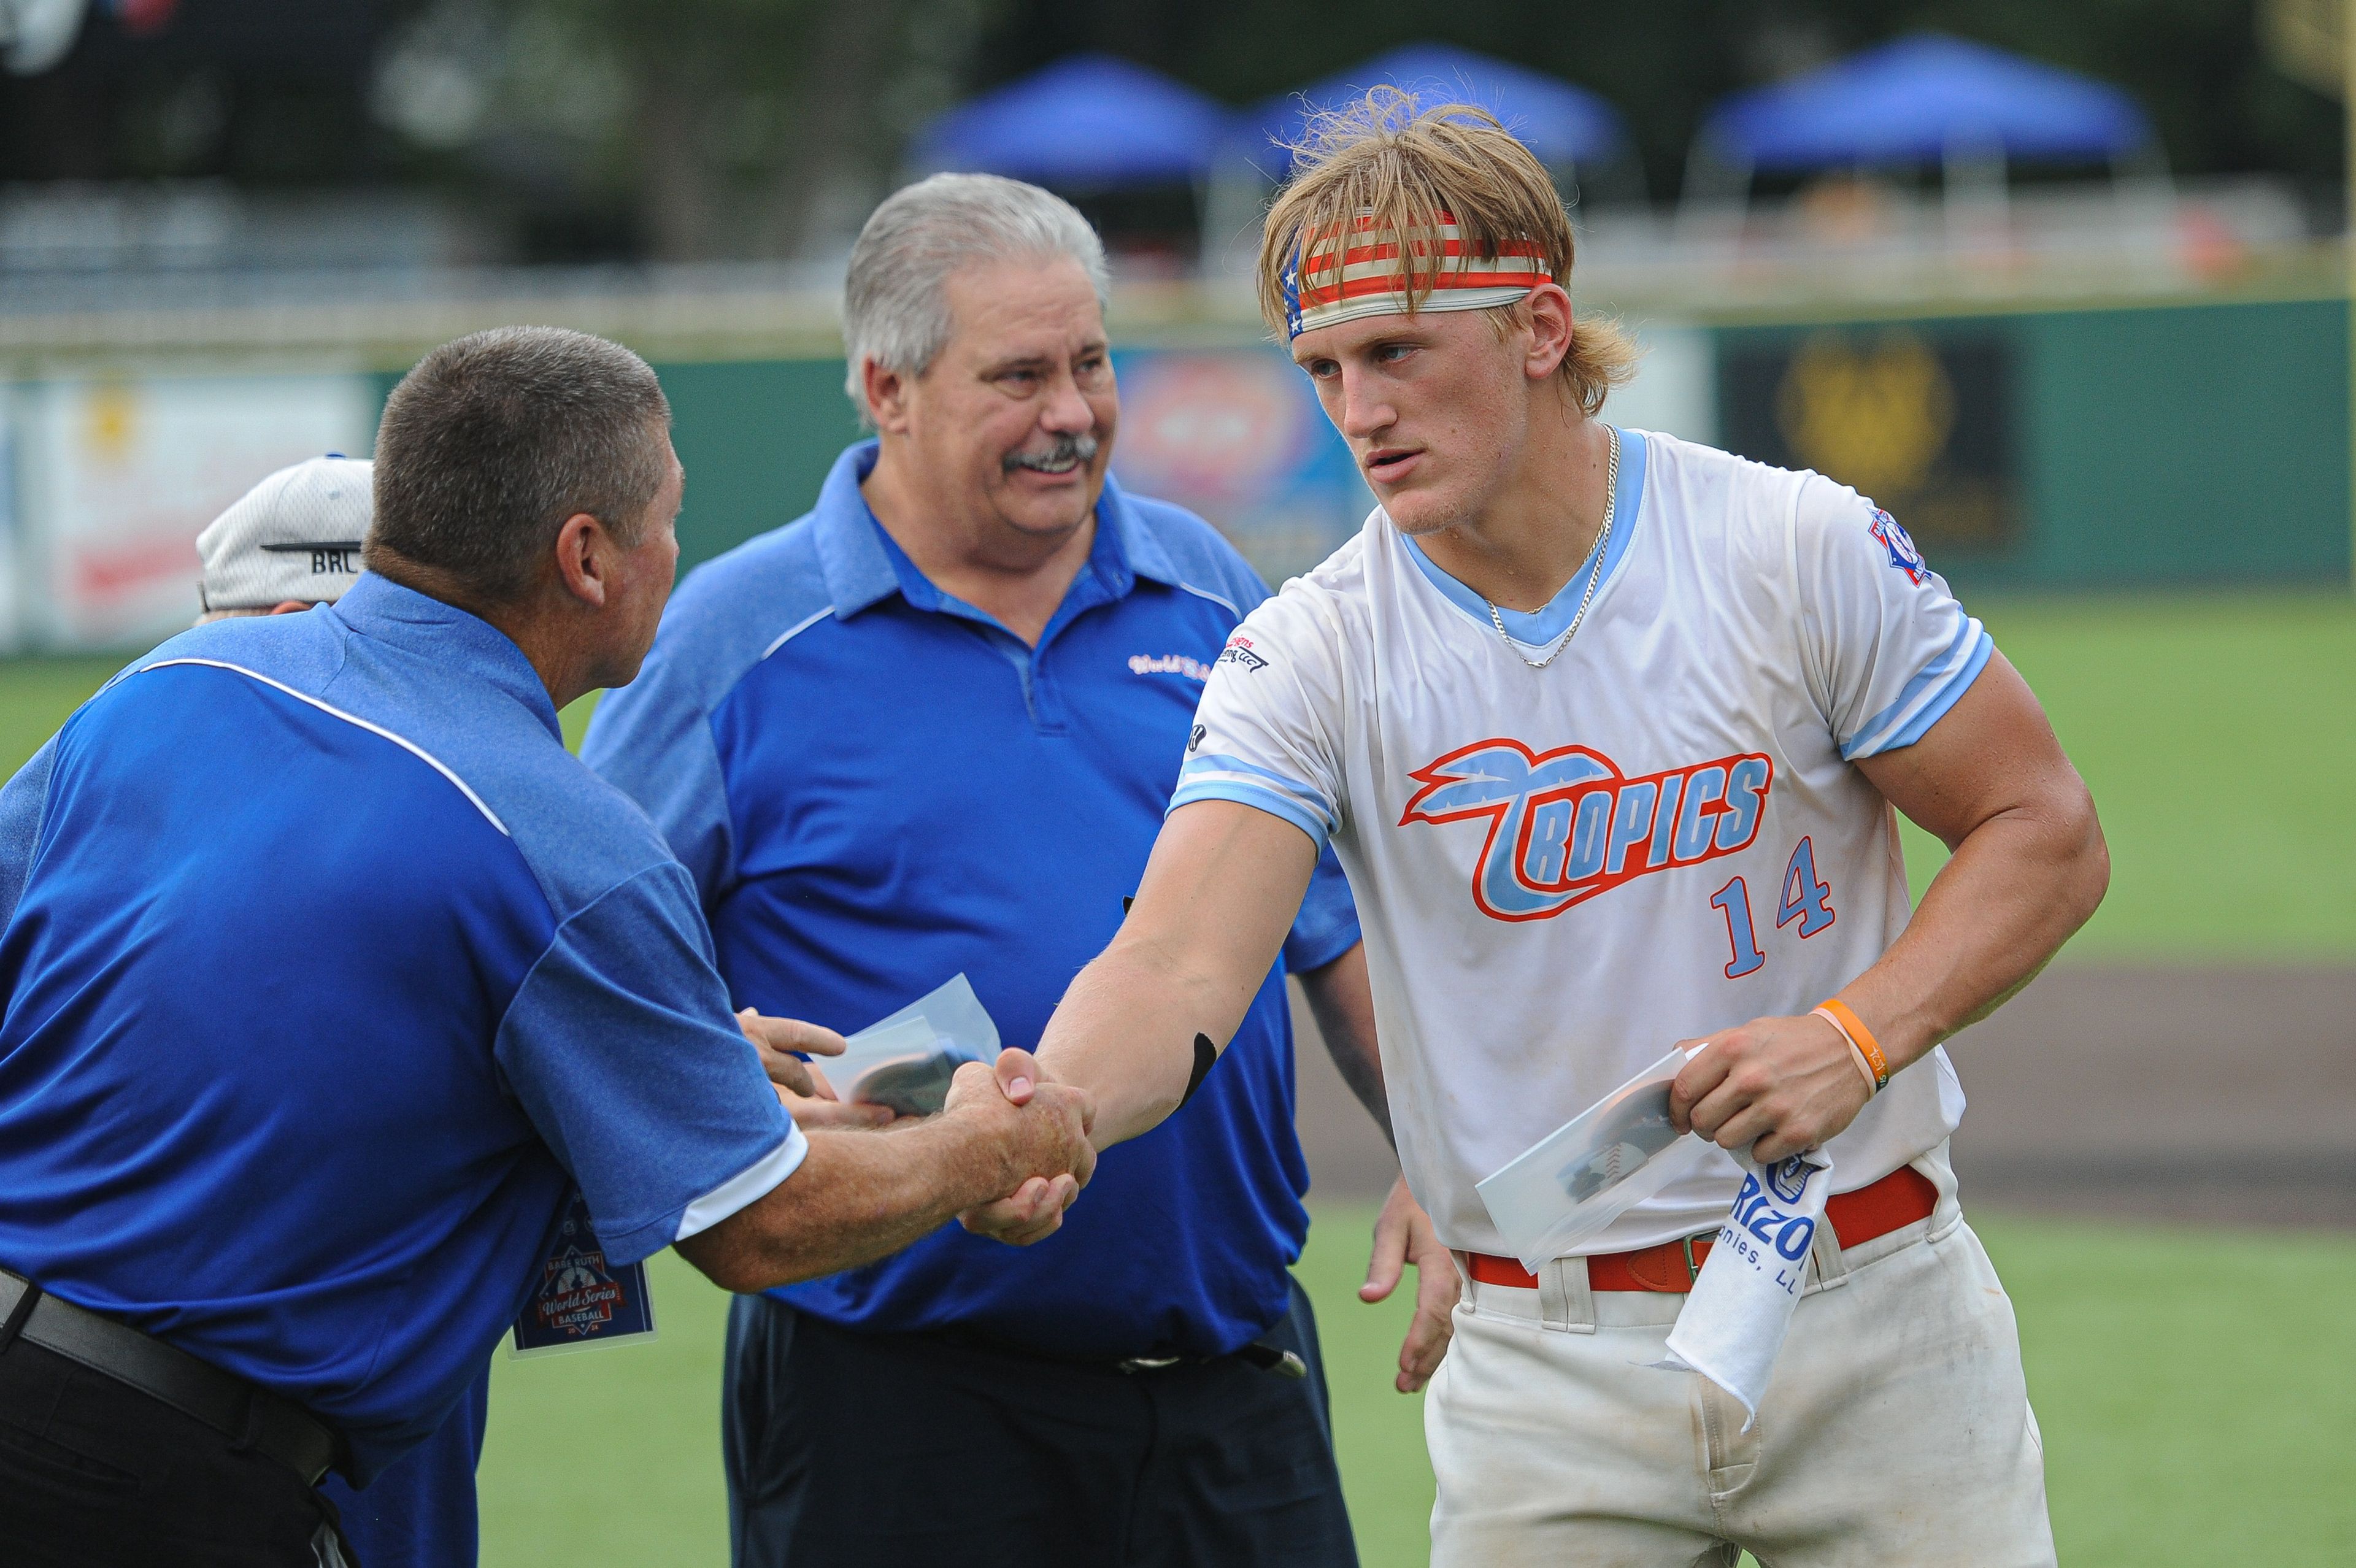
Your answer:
[581,671,737,907]
[1795,478,1995,761]
[584,526,837,912]
[494,860,804,1265]
[1150,516,1361,973]
[1170,584,1348,853]
[0,737,59,929]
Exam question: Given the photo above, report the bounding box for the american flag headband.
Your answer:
[1281,212,1551,340]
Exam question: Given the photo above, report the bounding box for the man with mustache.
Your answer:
[586,174,1446,1568]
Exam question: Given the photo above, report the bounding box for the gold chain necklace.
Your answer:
[1482,426,1619,671]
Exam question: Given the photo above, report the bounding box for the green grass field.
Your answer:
[0,591,2347,1564]
[1892,592,2356,959]
[475,1207,2356,1568]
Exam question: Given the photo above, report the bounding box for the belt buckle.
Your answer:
[1680,1233,1702,1287]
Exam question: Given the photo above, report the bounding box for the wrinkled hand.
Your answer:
[1668,1012,1873,1166]
[1360,1174,1458,1393]
[736,1009,896,1129]
[950,1048,1098,1247]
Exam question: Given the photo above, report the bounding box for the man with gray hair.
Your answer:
[587,174,1455,1567]
[0,325,1093,1567]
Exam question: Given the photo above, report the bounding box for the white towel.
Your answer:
[1651,1147,1833,1428]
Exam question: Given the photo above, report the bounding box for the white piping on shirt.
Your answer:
[759,608,834,661]
[141,658,510,836]
[1172,580,1241,618]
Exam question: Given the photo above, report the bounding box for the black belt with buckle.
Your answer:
[923,1323,1308,1380]
[1117,1342,1307,1379]
[0,1267,343,1485]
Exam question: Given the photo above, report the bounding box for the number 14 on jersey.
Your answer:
[1709,838,1837,978]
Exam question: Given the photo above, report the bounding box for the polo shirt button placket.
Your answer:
[1026,647,1068,735]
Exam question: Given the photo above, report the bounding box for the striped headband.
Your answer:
[1281,211,1552,340]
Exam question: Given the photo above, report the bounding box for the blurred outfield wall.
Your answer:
[0,293,2346,651]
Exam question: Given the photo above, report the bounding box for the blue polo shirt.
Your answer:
[0,575,801,1483]
[585,441,1361,1359]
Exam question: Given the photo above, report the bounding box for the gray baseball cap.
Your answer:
[196,455,371,615]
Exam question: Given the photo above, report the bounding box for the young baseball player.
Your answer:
[965,95,2108,1565]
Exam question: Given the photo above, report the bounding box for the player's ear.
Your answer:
[1521,285,1575,384]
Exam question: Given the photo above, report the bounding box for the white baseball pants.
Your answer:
[1425,1154,2056,1567]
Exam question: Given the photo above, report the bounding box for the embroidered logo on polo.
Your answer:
[1399,739,1773,922]
[1868,508,1927,585]
[1127,653,1212,682]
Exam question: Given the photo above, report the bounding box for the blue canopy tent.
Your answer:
[1203,43,1638,270]
[906,53,1231,189]
[1690,33,2158,193]
[1236,42,1632,180]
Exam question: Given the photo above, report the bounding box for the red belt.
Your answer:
[1465,1164,1938,1294]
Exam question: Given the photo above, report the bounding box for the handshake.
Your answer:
[740,1012,1097,1248]
[944,1050,1099,1245]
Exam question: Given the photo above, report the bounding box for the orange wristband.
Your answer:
[1813,998,1889,1094]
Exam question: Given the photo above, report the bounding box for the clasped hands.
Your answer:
[736,1010,1097,1244]
[1666,1009,1876,1164]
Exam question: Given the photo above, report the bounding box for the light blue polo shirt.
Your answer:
[0,575,801,1482]
[585,440,1361,1359]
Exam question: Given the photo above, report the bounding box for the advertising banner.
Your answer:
[1109,347,1369,590]
[19,372,377,650]
[1109,326,1715,591]
[1717,325,2019,558]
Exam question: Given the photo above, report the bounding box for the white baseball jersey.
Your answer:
[1174,428,1988,1256]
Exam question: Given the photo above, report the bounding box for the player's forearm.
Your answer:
[1036,931,1264,1148]
[1299,943,1392,1145]
[1037,800,1320,1147]
[679,1120,1018,1292]
[1846,782,2108,1070]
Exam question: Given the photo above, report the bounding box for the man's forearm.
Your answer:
[1849,795,2107,1071]
[679,1118,1017,1293]
[1299,943,1392,1145]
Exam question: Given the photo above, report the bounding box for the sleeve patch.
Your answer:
[1868,508,1929,585]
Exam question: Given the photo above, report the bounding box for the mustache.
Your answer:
[1003,432,1101,473]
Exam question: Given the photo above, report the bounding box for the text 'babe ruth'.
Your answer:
[963,93,2108,1567]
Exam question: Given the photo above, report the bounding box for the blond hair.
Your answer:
[1256,90,1638,416]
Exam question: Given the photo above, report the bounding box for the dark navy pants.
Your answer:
[722,1278,1360,1568]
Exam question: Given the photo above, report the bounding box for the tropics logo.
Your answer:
[1399,739,1773,921]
